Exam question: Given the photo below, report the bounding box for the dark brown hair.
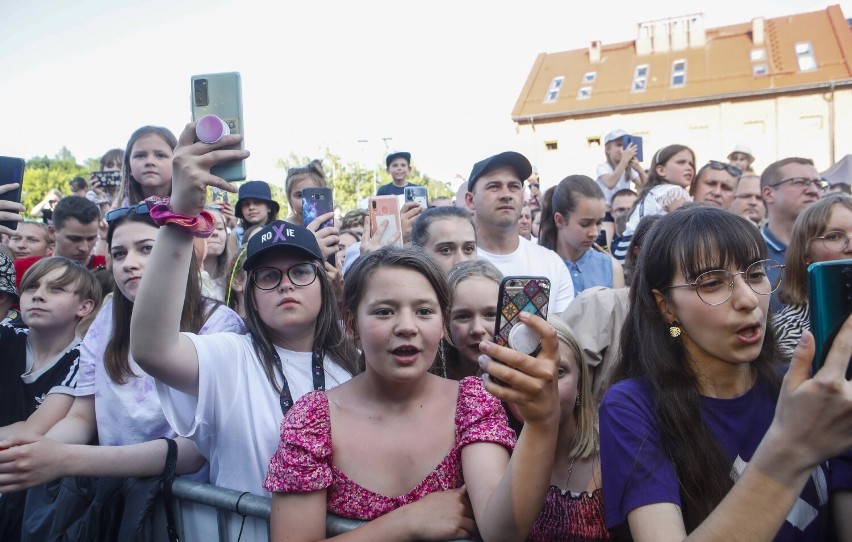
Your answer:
[610,205,781,531]
[242,247,360,393]
[104,209,209,384]
[538,175,604,251]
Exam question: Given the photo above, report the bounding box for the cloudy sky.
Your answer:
[2,0,847,187]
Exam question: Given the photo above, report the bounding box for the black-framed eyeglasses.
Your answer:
[768,176,829,192]
[698,160,742,179]
[664,259,784,306]
[814,231,852,253]
[105,201,150,223]
[252,263,319,290]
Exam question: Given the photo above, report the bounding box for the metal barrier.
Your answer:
[167,479,465,541]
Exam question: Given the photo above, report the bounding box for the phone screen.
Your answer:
[0,156,25,231]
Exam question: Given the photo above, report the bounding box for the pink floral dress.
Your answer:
[263,377,516,520]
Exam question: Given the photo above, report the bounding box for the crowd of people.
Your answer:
[0,121,850,542]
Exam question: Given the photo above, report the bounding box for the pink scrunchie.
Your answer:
[145,197,216,238]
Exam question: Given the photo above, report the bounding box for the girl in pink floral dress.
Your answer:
[264,246,563,541]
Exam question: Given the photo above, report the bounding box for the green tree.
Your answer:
[21,150,90,212]
[275,150,453,214]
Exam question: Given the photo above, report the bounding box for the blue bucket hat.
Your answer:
[235,180,280,220]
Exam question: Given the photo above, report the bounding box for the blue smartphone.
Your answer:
[191,72,246,182]
[622,134,644,163]
[808,259,852,374]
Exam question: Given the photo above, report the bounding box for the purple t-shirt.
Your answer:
[600,377,829,541]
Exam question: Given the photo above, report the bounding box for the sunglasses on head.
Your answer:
[699,160,742,179]
[105,201,150,223]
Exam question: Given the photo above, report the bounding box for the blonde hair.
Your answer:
[548,316,598,459]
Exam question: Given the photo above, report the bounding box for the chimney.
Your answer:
[636,23,652,55]
[688,15,706,48]
[589,40,601,63]
[671,18,688,51]
[753,17,765,46]
[652,21,670,54]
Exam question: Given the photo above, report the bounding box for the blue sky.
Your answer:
[2,0,848,187]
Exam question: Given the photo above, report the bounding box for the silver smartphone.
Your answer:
[190,72,246,182]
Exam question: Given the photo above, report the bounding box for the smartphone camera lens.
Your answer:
[194,79,209,107]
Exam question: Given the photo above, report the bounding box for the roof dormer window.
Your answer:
[545,76,564,102]
[632,65,649,92]
[795,42,817,71]
[671,59,687,87]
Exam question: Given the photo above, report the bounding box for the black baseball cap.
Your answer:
[467,152,532,191]
[243,220,323,271]
[386,152,411,169]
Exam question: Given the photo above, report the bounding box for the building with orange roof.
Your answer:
[512,5,852,187]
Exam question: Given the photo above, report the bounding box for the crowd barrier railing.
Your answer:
[166,479,468,541]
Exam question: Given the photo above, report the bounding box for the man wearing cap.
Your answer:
[728,144,756,174]
[465,152,574,314]
[376,152,416,197]
[595,129,646,206]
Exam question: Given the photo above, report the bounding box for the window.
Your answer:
[544,141,559,151]
[577,86,592,99]
[751,48,767,62]
[632,64,649,92]
[586,136,601,148]
[583,71,596,83]
[672,59,687,87]
[753,64,768,77]
[545,76,564,102]
[795,42,817,71]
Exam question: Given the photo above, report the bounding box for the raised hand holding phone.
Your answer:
[170,122,249,216]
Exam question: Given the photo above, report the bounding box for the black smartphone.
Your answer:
[302,187,334,229]
[809,259,852,375]
[404,186,428,210]
[191,72,246,182]
[90,170,122,188]
[0,156,25,231]
[494,276,551,348]
[622,134,644,163]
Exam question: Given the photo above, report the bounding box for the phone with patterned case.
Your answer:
[302,187,334,229]
[494,276,550,348]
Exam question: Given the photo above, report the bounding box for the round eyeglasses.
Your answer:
[664,259,784,306]
[814,231,852,253]
[252,263,319,290]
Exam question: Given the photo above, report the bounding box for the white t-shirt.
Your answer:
[75,299,245,446]
[622,183,692,238]
[595,162,639,205]
[157,332,352,496]
[477,236,575,314]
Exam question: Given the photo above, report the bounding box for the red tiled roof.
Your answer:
[512,5,852,122]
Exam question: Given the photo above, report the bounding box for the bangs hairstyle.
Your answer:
[411,206,475,247]
[117,126,177,205]
[100,148,125,171]
[20,256,102,308]
[548,317,598,459]
[105,208,210,384]
[538,175,604,251]
[780,194,852,305]
[344,246,451,367]
[243,247,359,392]
[611,205,781,532]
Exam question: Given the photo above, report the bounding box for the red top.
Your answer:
[263,377,516,520]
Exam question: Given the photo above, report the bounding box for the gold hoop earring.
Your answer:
[669,320,682,338]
